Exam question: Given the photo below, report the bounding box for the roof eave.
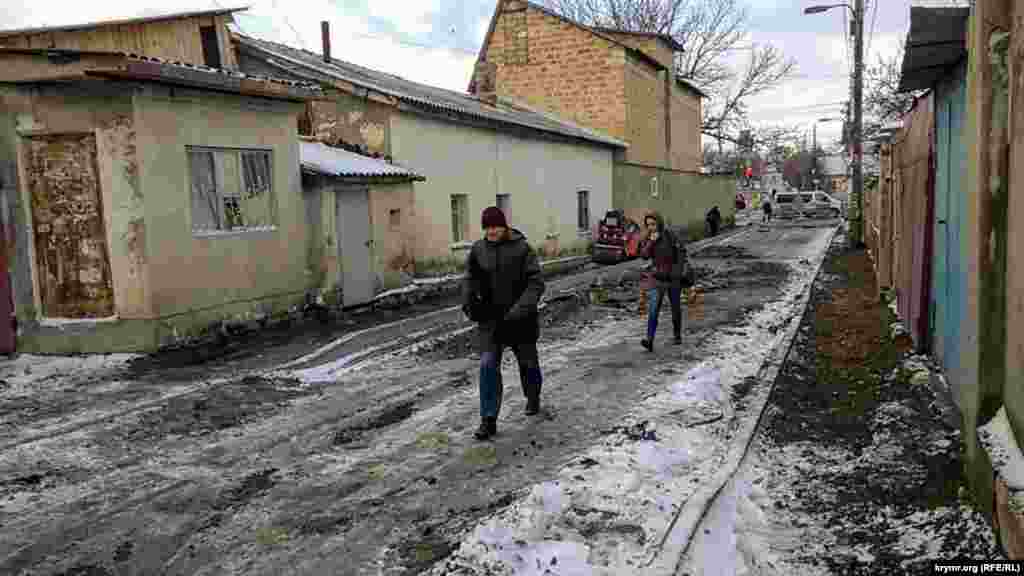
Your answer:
[83,61,319,101]
[0,6,250,38]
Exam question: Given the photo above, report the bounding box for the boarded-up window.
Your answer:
[577,190,590,231]
[188,147,275,234]
[25,133,114,318]
[451,194,468,242]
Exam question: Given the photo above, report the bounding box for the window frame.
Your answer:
[451,193,469,243]
[187,145,277,237]
[577,190,590,233]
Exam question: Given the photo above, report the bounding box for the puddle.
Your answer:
[332,401,416,445]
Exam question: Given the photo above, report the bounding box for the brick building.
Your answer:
[470,0,705,173]
[470,0,734,233]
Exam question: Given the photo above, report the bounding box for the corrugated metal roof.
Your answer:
[898,6,969,92]
[234,33,627,150]
[0,48,321,99]
[300,140,424,180]
[0,6,249,37]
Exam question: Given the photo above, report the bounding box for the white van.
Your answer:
[772,191,810,219]
[774,190,842,219]
[806,191,844,218]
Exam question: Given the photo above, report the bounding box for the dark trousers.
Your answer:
[646,286,684,342]
[479,340,542,420]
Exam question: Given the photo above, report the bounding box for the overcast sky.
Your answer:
[2,0,950,150]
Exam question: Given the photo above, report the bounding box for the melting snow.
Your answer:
[979,406,1024,511]
[0,353,139,395]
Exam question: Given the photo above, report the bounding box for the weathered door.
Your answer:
[932,68,967,370]
[336,187,374,307]
[25,134,115,319]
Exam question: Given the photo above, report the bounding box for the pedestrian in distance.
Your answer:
[762,195,773,224]
[462,206,546,441]
[638,211,691,352]
[705,206,722,237]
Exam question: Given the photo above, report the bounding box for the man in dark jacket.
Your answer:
[706,206,722,237]
[462,207,546,440]
[639,211,687,352]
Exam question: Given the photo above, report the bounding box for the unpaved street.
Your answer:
[1,218,836,575]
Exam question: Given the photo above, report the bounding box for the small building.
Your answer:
[234,30,626,268]
[0,49,320,353]
[819,155,849,198]
[298,138,424,307]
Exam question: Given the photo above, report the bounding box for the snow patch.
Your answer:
[979,406,1024,513]
[0,353,139,392]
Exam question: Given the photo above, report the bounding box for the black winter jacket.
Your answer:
[462,229,545,345]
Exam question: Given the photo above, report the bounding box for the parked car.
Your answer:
[593,209,643,264]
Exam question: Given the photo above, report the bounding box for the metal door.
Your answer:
[336,187,374,307]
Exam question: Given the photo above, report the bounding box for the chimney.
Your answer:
[321,21,331,63]
[474,60,498,105]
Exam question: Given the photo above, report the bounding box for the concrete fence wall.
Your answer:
[612,163,735,238]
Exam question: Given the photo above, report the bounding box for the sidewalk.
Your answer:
[682,229,1003,574]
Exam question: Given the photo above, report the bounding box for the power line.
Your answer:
[270,0,307,51]
[350,32,478,56]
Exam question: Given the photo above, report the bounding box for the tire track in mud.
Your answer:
[1,228,763,575]
[1,228,755,456]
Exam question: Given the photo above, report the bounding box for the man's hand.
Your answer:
[649,231,659,242]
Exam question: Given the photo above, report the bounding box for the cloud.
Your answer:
[366,0,442,36]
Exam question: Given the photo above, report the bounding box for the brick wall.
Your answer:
[598,32,675,71]
[671,86,702,171]
[482,1,628,142]
[478,0,702,172]
[624,57,666,166]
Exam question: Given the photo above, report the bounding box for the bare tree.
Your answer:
[540,0,797,142]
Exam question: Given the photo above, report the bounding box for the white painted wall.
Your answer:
[390,112,615,261]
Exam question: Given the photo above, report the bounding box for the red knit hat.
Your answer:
[481,206,508,228]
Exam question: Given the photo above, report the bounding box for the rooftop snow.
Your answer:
[300,140,423,180]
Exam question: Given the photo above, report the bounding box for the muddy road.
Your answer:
[0,222,835,576]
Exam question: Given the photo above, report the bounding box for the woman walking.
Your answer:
[638,211,688,352]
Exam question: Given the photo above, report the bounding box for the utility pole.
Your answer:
[804,1,865,245]
[851,0,865,246]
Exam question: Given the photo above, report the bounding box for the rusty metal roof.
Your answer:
[300,140,424,181]
[0,6,249,37]
[0,48,322,100]
[898,6,969,92]
[234,33,627,149]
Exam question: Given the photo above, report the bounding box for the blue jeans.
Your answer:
[646,286,684,342]
[479,341,542,419]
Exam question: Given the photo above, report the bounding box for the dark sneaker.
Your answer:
[474,418,497,441]
[525,396,540,416]
[641,338,653,352]
[673,336,683,346]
